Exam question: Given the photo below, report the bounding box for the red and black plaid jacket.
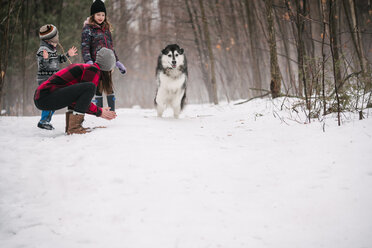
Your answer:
[34,63,102,116]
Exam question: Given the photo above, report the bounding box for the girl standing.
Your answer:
[81,0,126,112]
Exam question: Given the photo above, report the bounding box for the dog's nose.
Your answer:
[172,61,176,65]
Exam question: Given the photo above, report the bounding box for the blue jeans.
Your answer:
[40,110,55,123]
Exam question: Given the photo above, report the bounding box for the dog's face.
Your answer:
[161,44,185,69]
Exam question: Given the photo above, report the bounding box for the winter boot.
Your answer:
[66,111,91,133]
[94,96,103,108]
[66,113,91,135]
[65,111,73,133]
[38,110,54,130]
[107,94,115,111]
[37,120,54,130]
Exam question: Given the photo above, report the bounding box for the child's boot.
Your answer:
[38,110,54,130]
[38,120,54,130]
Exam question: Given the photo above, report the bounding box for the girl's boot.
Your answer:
[107,94,115,111]
[94,96,103,108]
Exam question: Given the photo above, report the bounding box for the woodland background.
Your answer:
[0,0,371,120]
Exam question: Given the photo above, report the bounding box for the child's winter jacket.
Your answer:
[81,23,118,63]
[36,40,69,85]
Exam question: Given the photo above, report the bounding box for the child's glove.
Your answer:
[116,61,126,75]
[86,60,93,65]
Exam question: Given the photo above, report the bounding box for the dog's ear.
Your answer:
[162,48,168,55]
[179,48,184,55]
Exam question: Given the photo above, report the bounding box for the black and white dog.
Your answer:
[154,44,187,118]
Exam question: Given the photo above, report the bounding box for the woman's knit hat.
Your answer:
[91,0,106,15]
[95,48,116,71]
[39,24,59,43]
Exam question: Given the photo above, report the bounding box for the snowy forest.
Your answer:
[1,1,372,247]
[0,0,371,119]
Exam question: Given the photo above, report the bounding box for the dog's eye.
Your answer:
[175,54,179,57]
[168,54,171,57]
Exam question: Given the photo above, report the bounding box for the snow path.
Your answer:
[1,98,372,248]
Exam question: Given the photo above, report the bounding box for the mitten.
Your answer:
[116,61,126,75]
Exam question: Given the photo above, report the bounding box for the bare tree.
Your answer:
[198,0,218,104]
[0,0,20,113]
[265,0,282,98]
[329,0,342,125]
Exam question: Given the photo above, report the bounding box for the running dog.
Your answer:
[154,44,187,118]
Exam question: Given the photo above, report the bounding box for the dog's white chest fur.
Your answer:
[155,70,186,118]
[157,71,185,102]
[159,70,185,91]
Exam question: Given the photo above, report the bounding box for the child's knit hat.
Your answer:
[91,0,106,15]
[39,24,59,44]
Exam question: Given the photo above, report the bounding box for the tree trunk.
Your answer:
[22,0,31,115]
[244,0,262,92]
[343,0,370,91]
[0,1,12,113]
[329,0,342,126]
[320,0,327,115]
[184,0,214,102]
[275,8,292,93]
[265,0,281,98]
[198,0,218,104]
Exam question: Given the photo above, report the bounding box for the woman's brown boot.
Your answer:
[66,114,91,135]
[65,112,73,133]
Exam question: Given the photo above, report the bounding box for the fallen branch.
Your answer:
[234,93,270,105]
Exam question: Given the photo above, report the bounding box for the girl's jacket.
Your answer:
[81,21,118,63]
[34,63,103,117]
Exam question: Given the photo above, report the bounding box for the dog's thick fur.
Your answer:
[154,44,187,118]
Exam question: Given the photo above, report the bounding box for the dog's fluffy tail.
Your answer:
[154,89,158,106]
[181,91,186,110]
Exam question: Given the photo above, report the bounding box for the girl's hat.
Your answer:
[91,0,106,15]
[95,48,116,71]
[39,24,59,44]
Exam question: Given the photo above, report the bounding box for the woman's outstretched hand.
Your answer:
[101,107,117,120]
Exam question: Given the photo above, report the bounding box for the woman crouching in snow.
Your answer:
[34,48,117,135]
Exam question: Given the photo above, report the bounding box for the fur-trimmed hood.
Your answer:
[83,17,91,27]
[83,17,100,27]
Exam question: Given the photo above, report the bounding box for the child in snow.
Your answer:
[36,24,78,130]
[34,47,117,135]
[81,0,126,112]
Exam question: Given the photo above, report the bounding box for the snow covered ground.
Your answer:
[0,97,372,248]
